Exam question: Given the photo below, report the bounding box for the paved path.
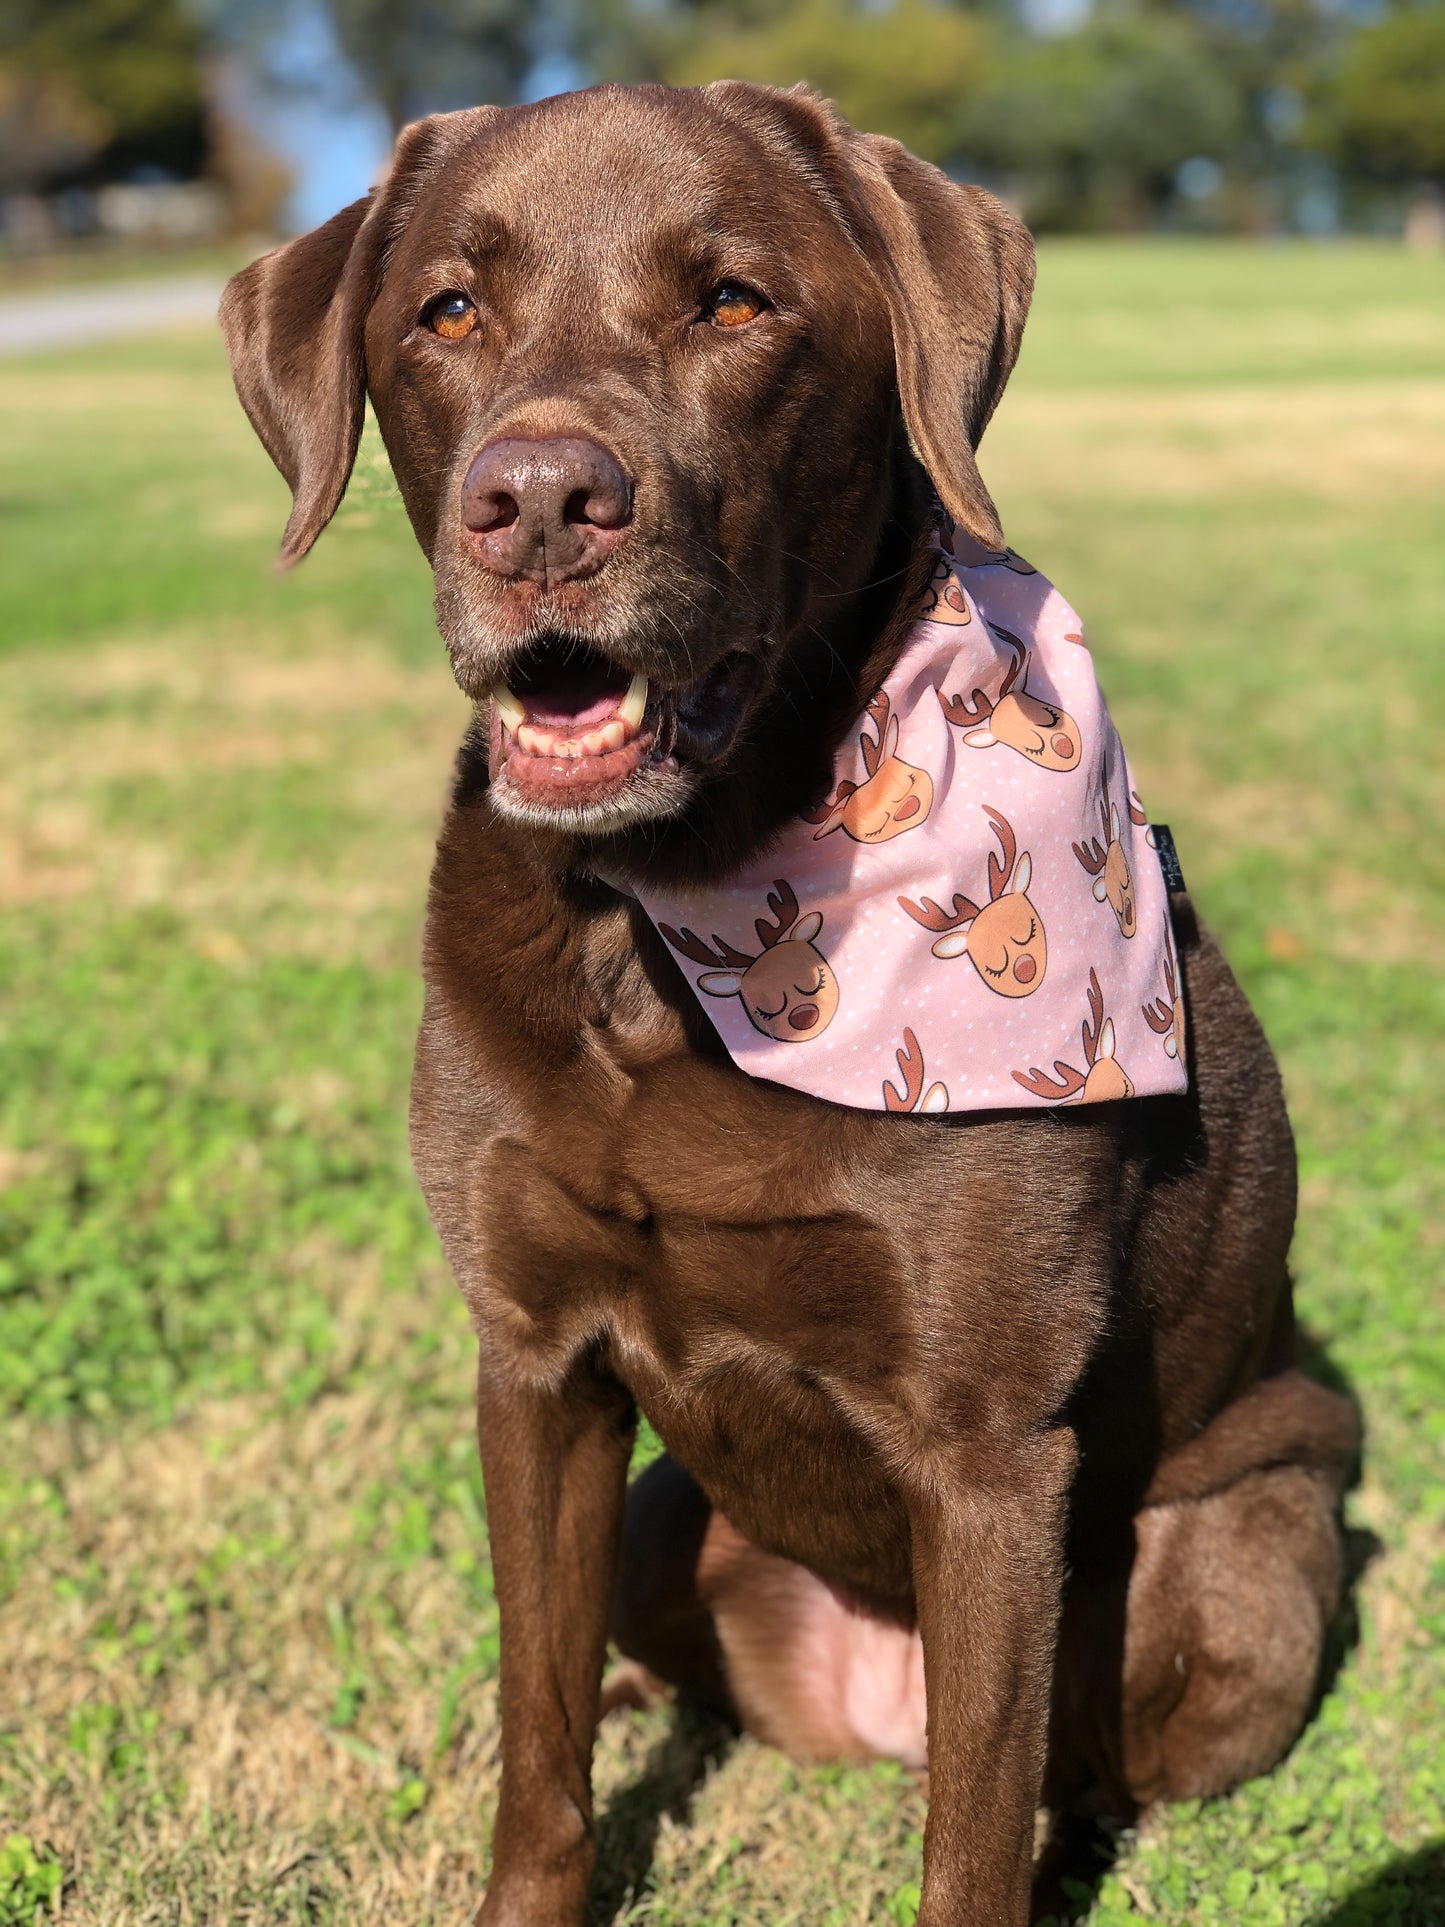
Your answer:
[0,274,226,357]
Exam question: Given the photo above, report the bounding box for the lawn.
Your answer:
[1,238,1442,1926]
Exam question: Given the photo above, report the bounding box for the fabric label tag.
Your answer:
[1152,824,1187,895]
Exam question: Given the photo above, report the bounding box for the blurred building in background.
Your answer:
[1,0,1442,252]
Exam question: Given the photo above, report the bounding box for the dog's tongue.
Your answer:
[513,652,630,729]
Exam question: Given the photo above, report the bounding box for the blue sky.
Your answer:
[247,0,585,232]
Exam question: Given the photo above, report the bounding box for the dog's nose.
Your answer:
[461,435,631,584]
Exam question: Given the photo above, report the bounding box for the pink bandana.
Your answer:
[634,530,1188,1113]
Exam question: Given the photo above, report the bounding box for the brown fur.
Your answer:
[221,81,1358,1927]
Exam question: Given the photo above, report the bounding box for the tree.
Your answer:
[661,0,987,166]
[954,7,1240,226]
[1316,2,1445,185]
[0,0,207,187]
[323,0,536,132]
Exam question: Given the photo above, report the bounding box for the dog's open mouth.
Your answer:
[489,637,672,814]
[487,636,758,826]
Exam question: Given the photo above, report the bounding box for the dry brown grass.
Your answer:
[2,1352,928,1927]
[988,380,1445,502]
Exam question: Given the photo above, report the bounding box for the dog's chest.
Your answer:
[466,946,1095,1583]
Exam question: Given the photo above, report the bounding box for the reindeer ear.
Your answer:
[1012,852,1032,895]
[1098,1018,1116,1060]
[842,135,1033,549]
[881,712,899,761]
[1109,803,1121,841]
[933,931,970,959]
[220,107,500,566]
[1092,876,1109,902]
[962,726,996,749]
[920,1082,950,1114]
[697,970,745,998]
[811,807,847,840]
[791,911,824,944]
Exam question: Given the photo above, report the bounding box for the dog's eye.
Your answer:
[703,282,766,329]
[426,293,479,341]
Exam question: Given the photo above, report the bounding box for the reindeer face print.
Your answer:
[941,630,1082,774]
[660,883,838,1043]
[951,883,1047,995]
[918,552,973,626]
[1081,1036,1135,1102]
[1014,969,1135,1105]
[707,929,839,1041]
[978,689,1082,772]
[839,757,932,842]
[810,692,933,845]
[899,807,1048,997]
[1074,794,1138,938]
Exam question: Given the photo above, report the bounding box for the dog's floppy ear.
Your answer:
[844,133,1035,549]
[220,192,372,568]
[704,82,1034,549]
[220,107,499,568]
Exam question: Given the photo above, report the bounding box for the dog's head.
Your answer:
[222,83,1032,853]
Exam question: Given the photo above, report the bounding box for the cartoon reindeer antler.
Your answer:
[1012,970,1110,1101]
[656,919,755,970]
[883,1028,949,1114]
[860,691,892,777]
[1142,930,1181,1055]
[1072,780,1115,879]
[983,805,1018,900]
[658,877,812,972]
[804,692,892,827]
[897,888,982,936]
[898,807,1018,936]
[754,880,800,950]
[1081,967,1106,1067]
[1128,787,1149,827]
[1143,940,1177,1034]
[938,630,1026,729]
[1012,1058,1088,1102]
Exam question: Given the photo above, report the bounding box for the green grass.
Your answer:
[0,238,1442,1924]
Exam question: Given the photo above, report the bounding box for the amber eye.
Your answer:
[427,292,479,340]
[703,281,766,329]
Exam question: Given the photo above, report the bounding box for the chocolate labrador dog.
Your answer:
[222,81,1358,1926]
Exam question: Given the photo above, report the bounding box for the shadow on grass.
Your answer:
[1297,1321,1380,1719]
[586,1703,735,1926]
[1309,1840,1445,1926]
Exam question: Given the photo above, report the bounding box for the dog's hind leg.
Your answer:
[1111,1370,1358,1807]
[1118,1460,1344,1803]
[607,1453,735,1724]
[610,1454,929,1766]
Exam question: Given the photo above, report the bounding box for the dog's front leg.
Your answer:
[474,1346,635,1927]
[909,1428,1076,1926]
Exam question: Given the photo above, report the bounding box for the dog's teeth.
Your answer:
[492,683,525,732]
[515,721,548,755]
[596,718,626,753]
[618,672,648,731]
